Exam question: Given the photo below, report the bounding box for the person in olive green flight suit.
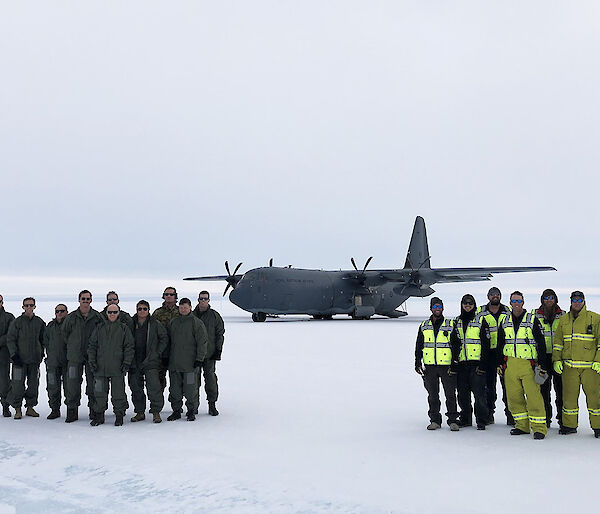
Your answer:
[88,304,134,427]
[192,291,225,416]
[0,294,15,418]
[128,300,168,423]
[167,298,207,422]
[43,304,69,419]
[6,297,45,419]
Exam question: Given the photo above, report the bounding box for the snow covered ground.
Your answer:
[0,295,598,513]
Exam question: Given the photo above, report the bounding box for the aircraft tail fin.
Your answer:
[404,216,431,270]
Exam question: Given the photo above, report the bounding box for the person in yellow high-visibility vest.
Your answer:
[497,291,549,439]
[477,287,512,425]
[532,289,564,428]
[552,291,600,438]
[414,297,459,431]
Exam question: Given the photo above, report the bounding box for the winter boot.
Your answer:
[14,408,22,420]
[2,405,11,418]
[208,402,219,416]
[130,412,146,422]
[26,407,39,417]
[449,422,460,432]
[186,411,196,421]
[89,407,94,420]
[167,411,181,421]
[115,414,124,426]
[510,428,528,435]
[559,426,577,435]
[65,408,78,423]
[594,429,600,439]
[477,423,486,430]
[152,412,162,424]
[47,409,60,420]
[90,411,105,426]
[533,432,545,440]
[426,422,441,430]
[486,411,495,425]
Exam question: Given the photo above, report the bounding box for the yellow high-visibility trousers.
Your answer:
[505,357,547,435]
[561,365,600,429]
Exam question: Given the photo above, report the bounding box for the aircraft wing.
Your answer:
[431,266,556,283]
[183,275,231,281]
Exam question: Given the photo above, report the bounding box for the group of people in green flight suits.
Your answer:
[415,287,600,440]
[0,286,225,426]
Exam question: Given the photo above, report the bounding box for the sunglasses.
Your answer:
[137,307,148,311]
[55,309,67,313]
[462,301,474,306]
[572,298,584,303]
[510,299,524,304]
[164,293,176,296]
[80,297,91,301]
[107,310,119,314]
[431,304,443,309]
[543,295,555,301]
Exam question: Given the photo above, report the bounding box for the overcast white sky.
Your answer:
[1,2,599,290]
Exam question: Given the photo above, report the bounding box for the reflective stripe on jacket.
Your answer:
[501,310,537,360]
[420,318,454,365]
[455,314,484,362]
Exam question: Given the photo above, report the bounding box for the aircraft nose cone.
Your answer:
[229,284,248,310]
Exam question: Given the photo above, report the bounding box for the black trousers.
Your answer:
[457,362,489,426]
[485,349,498,412]
[540,362,563,426]
[422,365,458,425]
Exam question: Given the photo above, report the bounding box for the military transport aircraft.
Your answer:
[184,216,555,321]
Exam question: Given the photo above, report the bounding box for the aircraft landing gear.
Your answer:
[311,314,333,320]
[252,312,267,322]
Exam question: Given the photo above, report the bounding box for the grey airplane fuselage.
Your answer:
[229,267,409,316]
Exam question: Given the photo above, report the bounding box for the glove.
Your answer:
[194,360,203,368]
[592,362,600,374]
[553,361,563,375]
[447,367,457,376]
[211,351,222,361]
[121,364,129,374]
[496,366,504,377]
[11,355,22,366]
[475,366,486,376]
[415,365,424,375]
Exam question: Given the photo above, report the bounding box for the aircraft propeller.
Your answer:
[223,260,243,296]
[351,256,373,274]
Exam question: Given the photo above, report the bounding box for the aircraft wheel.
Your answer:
[312,314,323,320]
[322,315,333,320]
[255,312,267,322]
[251,313,258,322]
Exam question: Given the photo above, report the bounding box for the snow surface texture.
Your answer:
[0,298,597,513]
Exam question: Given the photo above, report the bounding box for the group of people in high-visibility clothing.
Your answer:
[414,287,600,440]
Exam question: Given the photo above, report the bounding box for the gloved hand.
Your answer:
[496,366,504,377]
[211,351,222,361]
[475,366,486,376]
[415,365,424,375]
[592,362,600,374]
[121,364,129,374]
[554,361,563,375]
[447,366,457,376]
[194,360,203,369]
[11,355,22,367]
